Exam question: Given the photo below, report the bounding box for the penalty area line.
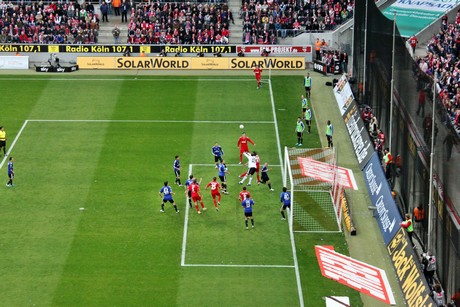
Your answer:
[183,263,295,268]
[180,164,193,267]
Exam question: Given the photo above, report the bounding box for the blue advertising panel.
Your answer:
[363,153,403,245]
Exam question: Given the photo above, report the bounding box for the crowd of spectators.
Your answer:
[240,0,354,44]
[0,1,100,44]
[318,47,348,74]
[420,11,460,133]
[0,0,357,45]
[126,1,233,44]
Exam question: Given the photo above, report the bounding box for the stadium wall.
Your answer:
[353,0,460,301]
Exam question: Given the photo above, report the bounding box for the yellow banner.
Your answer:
[77,56,305,70]
[77,57,116,69]
[191,57,229,69]
[229,57,305,70]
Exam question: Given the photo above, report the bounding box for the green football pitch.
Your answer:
[0,75,362,306]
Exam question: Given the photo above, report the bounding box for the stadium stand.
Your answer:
[239,0,354,44]
[0,1,99,44]
[421,12,460,135]
[126,1,232,44]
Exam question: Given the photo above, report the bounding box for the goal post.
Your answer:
[283,146,343,233]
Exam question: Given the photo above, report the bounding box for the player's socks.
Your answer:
[240,176,247,183]
[257,174,260,182]
[245,220,248,228]
[281,211,285,219]
[213,200,217,207]
[268,183,272,189]
[195,205,200,212]
[248,177,253,185]
[251,220,254,228]
[200,202,205,209]
[239,171,247,178]
[174,205,178,212]
[161,204,165,211]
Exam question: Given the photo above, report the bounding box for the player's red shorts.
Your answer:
[240,146,249,153]
[192,195,202,202]
[211,191,221,198]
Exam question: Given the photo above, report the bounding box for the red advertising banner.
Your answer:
[237,45,312,54]
[315,245,396,305]
[297,157,358,190]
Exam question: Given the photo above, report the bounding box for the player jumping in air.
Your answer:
[254,65,262,89]
[239,152,261,184]
[205,177,222,211]
[237,132,255,164]
[159,181,179,213]
[239,151,257,186]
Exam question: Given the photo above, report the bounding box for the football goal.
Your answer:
[283,147,343,233]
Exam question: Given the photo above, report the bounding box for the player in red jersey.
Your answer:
[205,176,222,211]
[239,186,251,201]
[188,179,207,214]
[237,132,255,164]
[254,65,262,89]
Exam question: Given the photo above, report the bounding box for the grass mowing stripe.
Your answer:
[269,78,305,307]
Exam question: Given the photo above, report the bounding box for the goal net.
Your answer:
[283,147,343,233]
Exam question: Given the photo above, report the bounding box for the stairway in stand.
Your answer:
[95,4,129,45]
[228,0,242,45]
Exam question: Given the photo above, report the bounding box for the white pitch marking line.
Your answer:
[27,119,275,124]
[183,264,295,268]
[268,79,305,307]
[192,163,281,167]
[181,164,193,267]
[0,120,29,169]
